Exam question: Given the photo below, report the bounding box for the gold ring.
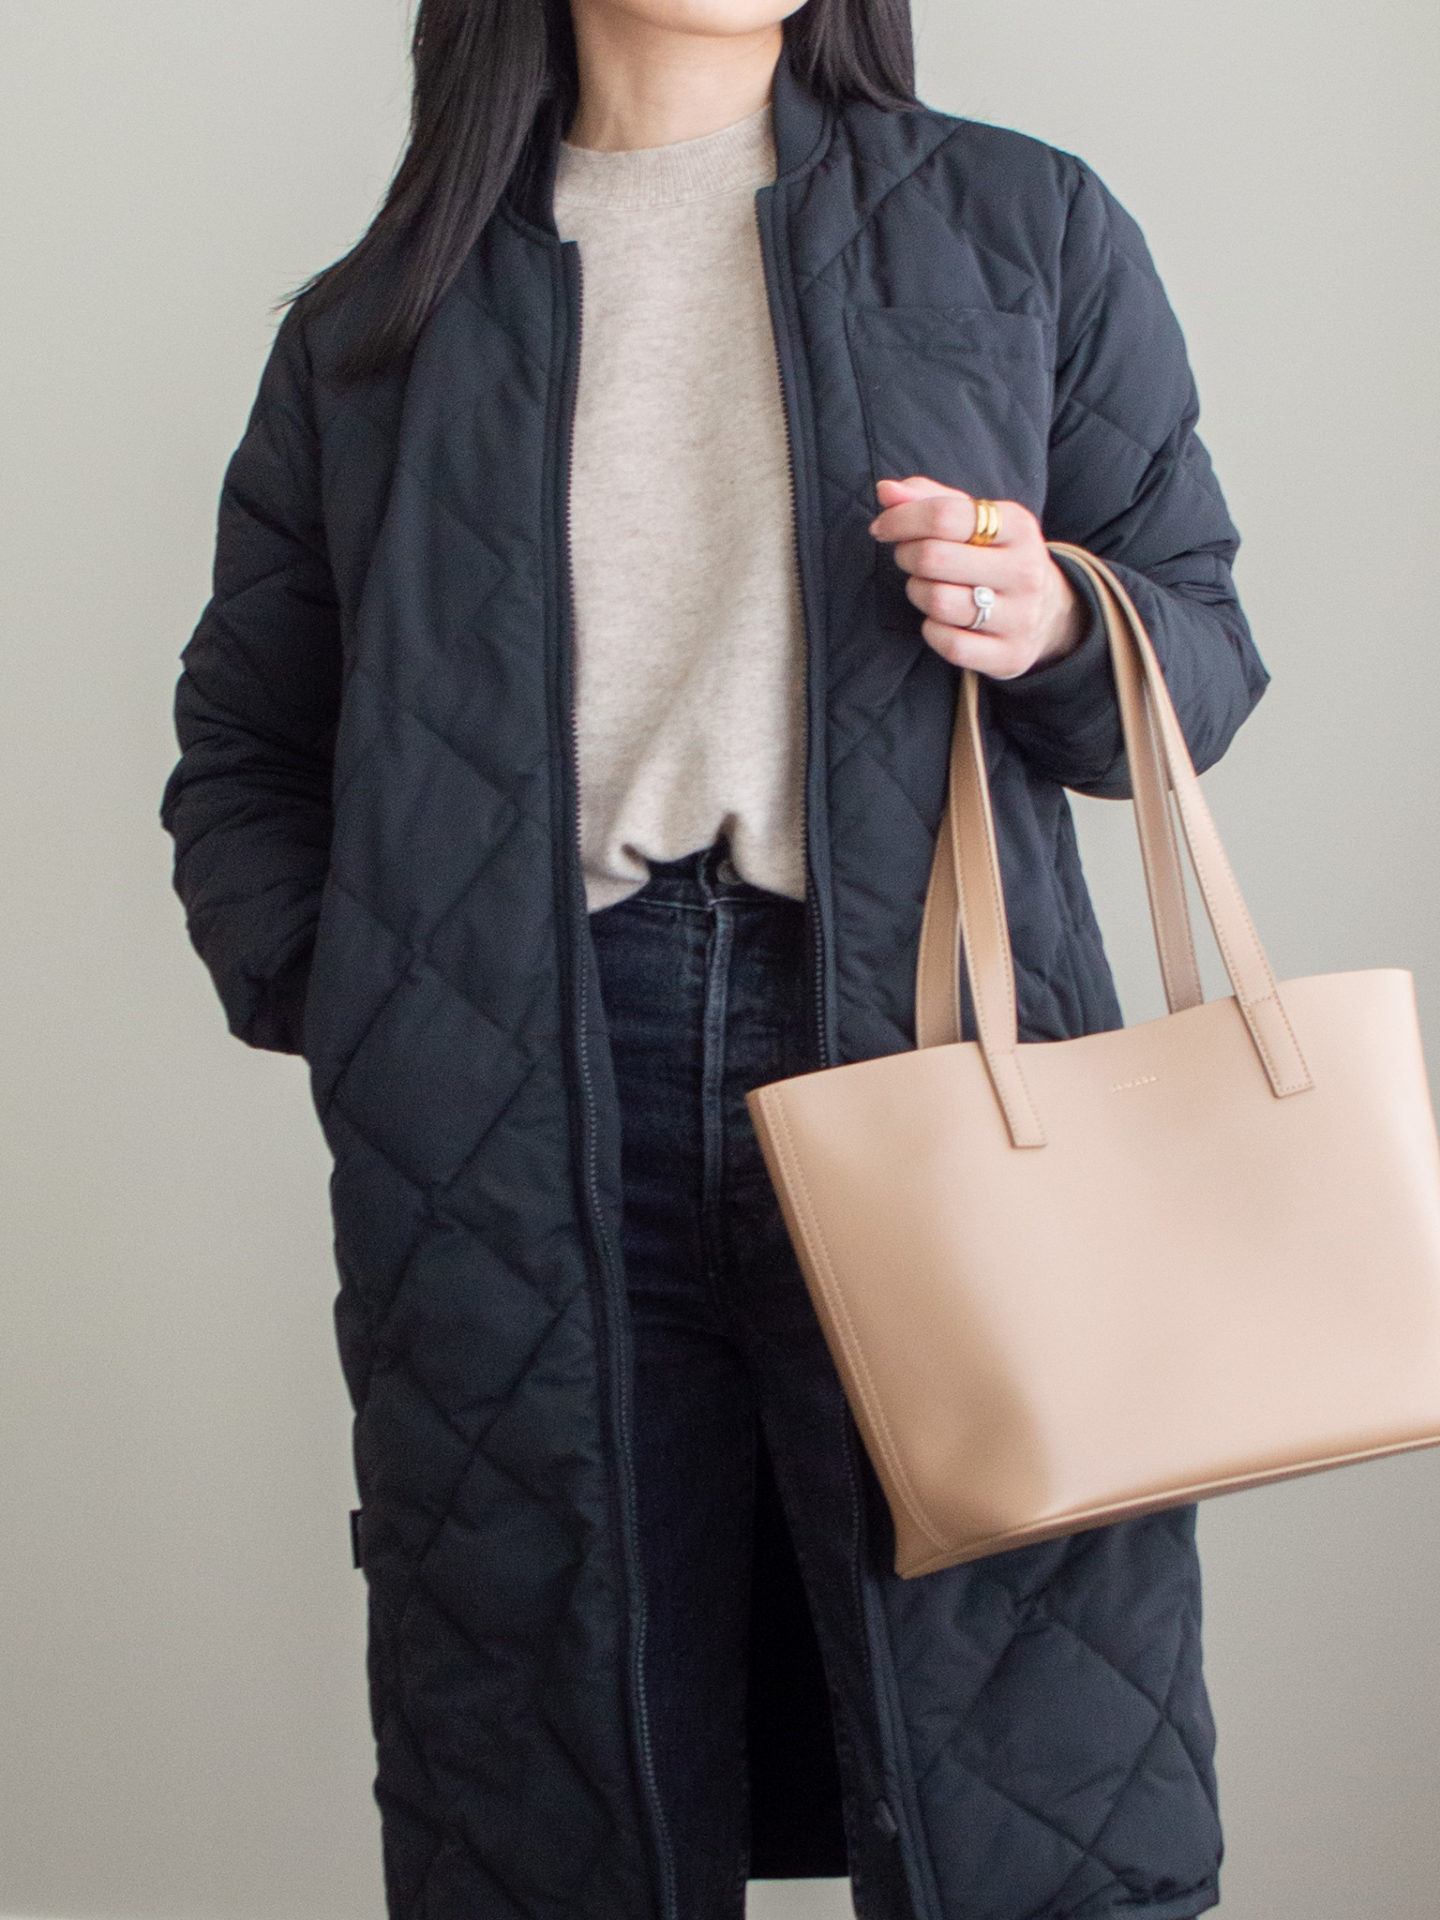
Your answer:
[968,498,1002,547]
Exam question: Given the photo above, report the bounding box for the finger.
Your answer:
[870,476,975,540]
[874,474,966,505]
[870,490,978,544]
[870,490,1021,549]
[921,619,1035,678]
[889,537,1015,589]
[906,576,1013,633]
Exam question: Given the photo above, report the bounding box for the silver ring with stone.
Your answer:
[964,585,997,631]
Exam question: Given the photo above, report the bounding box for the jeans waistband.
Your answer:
[602,837,805,915]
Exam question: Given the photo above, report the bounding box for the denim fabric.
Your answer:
[590,837,916,1920]
[590,839,1209,1920]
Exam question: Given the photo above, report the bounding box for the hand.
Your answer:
[868,476,1085,678]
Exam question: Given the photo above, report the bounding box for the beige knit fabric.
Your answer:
[553,102,808,913]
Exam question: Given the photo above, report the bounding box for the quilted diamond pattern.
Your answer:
[161,47,1266,1920]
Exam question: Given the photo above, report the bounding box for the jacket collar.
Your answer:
[501,31,833,240]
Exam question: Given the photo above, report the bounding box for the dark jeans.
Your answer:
[590,839,1208,1920]
[590,838,912,1920]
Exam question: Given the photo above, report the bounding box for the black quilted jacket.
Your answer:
[161,39,1268,1920]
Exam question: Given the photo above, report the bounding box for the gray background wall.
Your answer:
[1,2,1436,1916]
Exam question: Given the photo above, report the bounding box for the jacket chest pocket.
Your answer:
[844,305,1054,632]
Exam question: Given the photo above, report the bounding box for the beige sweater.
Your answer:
[553,103,807,913]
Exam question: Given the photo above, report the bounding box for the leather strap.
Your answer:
[1097,560,1204,1015]
[949,667,1048,1147]
[915,544,1313,1143]
[1079,550,1314,1099]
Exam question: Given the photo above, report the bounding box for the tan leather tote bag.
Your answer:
[746,545,1440,1578]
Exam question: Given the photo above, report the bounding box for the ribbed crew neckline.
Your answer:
[555,101,775,208]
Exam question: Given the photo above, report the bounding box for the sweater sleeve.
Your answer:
[159,304,341,1055]
[984,157,1270,797]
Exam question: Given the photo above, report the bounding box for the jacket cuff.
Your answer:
[980,553,1127,788]
[995,552,1111,708]
[239,945,313,1056]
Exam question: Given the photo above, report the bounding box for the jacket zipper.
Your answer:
[553,240,680,1920]
[753,182,833,1071]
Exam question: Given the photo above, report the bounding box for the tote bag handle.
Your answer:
[914,544,1313,1147]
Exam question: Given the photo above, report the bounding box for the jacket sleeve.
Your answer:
[984,157,1270,798]
[159,304,341,1054]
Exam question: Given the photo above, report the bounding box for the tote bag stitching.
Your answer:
[1158,799,1289,1085]
[1246,983,1308,1090]
[763,1090,950,1553]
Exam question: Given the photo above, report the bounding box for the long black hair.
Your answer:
[282,0,916,382]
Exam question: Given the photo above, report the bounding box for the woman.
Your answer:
[160,2,1266,1916]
